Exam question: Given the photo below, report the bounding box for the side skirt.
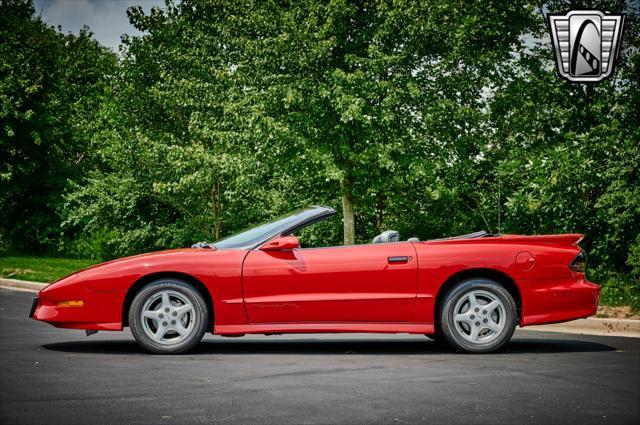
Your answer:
[215,322,434,336]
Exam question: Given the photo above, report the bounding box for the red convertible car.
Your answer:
[31,206,599,354]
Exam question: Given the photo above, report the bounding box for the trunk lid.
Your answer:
[499,234,584,246]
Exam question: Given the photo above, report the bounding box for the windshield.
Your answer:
[213,207,334,249]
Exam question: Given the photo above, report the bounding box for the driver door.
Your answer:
[241,241,418,323]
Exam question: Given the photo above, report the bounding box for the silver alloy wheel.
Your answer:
[452,289,506,344]
[140,290,195,345]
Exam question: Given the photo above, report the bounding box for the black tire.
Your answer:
[425,331,441,342]
[439,278,516,353]
[129,279,208,354]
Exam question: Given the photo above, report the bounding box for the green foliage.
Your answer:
[593,268,640,311]
[62,228,120,261]
[0,0,117,254]
[0,1,638,305]
[628,234,640,279]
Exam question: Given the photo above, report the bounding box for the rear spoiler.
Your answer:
[500,234,584,246]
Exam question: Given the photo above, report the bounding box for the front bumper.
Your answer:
[31,281,124,331]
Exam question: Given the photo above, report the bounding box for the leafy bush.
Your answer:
[62,229,120,261]
[592,268,640,312]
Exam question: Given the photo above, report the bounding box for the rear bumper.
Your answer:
[520,277,600,326]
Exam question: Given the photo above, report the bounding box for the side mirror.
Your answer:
[260,236,300,251]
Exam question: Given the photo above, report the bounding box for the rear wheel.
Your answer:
[439,278,516,353]
[129,279,208,354]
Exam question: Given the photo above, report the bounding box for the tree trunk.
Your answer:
[211,180,222,240]
[375,190,385,234]
[340,177,355,245]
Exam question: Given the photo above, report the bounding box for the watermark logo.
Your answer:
[549,10,625,83]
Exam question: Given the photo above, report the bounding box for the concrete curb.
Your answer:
[1,277,638,338]
[525,318,640,338]
[1,278,48,292]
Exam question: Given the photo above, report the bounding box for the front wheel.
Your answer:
[439,278,517,353]
[129,279,208,354]
[425,331,441,342]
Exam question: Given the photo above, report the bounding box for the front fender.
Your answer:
[34,249,249,330]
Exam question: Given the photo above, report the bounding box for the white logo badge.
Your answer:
[549,10,625,83]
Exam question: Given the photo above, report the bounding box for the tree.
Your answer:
[481,0,640,305]
[158,0,534,244]
[0,0,116,254]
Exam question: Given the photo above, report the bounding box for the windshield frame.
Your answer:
[212,206,337,250]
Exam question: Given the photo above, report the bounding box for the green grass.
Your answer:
[0,256,98,283]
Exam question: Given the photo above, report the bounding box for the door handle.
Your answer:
[388,256,411,263]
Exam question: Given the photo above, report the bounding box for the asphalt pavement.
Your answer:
[1,288,639,424]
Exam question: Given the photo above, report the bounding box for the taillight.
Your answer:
[569,249,586,272]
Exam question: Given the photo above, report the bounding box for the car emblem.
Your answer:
[548,10,625,83]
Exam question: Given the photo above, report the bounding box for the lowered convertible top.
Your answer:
[426,232,584,247]
[427,230,490,242]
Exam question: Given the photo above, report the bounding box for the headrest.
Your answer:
[372,230,400,244]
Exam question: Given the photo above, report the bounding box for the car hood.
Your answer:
[51,248,220,284]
